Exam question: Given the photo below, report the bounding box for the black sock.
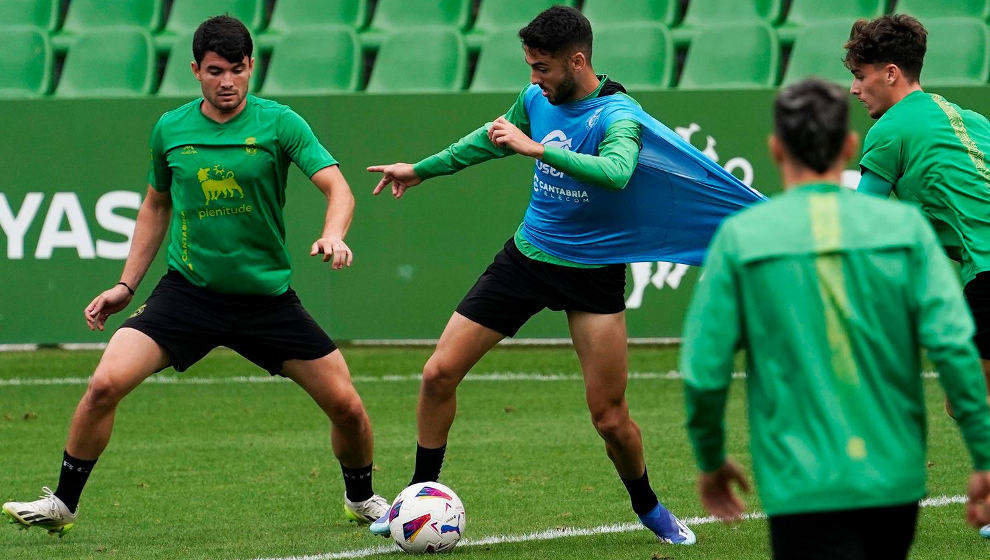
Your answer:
[341,463,374,502]
[410,444,446,485]
[54,451,98,513]
[621,467,659,516]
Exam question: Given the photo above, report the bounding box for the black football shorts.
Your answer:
[455,238,627,337]
[120,270,336,375]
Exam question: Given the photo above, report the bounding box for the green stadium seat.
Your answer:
[362,0,471,48]
[681,0,783,26]
[0,0,60,32]
[157,33,199,96]
[54,0,165,51]
[261,27,361,95]
[56,28,155,97]
[367,29,466,93]
[159,0,265,50]
[260,0,368,49]
[469,29,530,92]
[0,27,52,97]
[268,0,367,32]
[782,22,856,87]
[466,0,576,49]
[777,1,886,42]
[582,0,679,28]
[675,0,783,44]
[592,23,673,90]
[923,18,990,86]
[62,0,164,33]
[679,22,779,89]
[897,0,990,20]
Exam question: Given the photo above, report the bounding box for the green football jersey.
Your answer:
[148,95,337,295]
[682,183,990,516]
[860,90,990,285]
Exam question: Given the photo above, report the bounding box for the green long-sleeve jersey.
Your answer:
[681,182,990,516]
[413,77,642,268]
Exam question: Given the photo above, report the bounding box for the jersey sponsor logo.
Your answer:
[532,175,590,203]
[535,130,573,178]
[587,107,604,129]
[179,210,193,270]
[244,137,257,156]
[198,165,245,205]
[181,145,198,155]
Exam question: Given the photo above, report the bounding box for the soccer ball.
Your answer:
[387,482,466,554]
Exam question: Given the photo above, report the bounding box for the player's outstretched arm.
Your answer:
[309,165,355,270]
[368,163,422,199]
[85,185,172,331]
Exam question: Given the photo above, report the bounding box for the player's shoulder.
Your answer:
[866,93,943,143]
[246,94,297,117]
[154,98,202,127]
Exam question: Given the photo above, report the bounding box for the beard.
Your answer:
[207,90,243,113]
[548,71,578,105]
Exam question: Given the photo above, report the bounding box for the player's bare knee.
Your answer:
[421,358,461,397]
[83,374,124,410]
[328,396,367,428]
[590,406,629,442]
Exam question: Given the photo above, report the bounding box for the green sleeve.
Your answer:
[413,86,531,180]
[541,119,642,190]
[856,169,894,198]
[913,213,990,470]
[681,223,743,472]
[277,108,338,178]
[147,118,171,192]
[859,121,902,184]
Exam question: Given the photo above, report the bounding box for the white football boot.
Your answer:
[368,495,401,537]
[3,487,76,537]
[343,493,390,524]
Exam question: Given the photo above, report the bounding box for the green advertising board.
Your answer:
[1,86,988,344]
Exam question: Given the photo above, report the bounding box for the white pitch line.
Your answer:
[0,338,683,352]
[247,495,966,560]
[0,371,940,387]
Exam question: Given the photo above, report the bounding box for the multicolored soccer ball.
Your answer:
[388,482,466,554]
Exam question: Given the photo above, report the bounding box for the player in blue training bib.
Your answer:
[367,6,763,544]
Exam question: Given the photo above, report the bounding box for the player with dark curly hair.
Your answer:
[845,12,990,540]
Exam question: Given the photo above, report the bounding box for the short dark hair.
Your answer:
[774,79,849,174]
[192,15,253,65]
[518,5,593,60]
[844,14,927,82]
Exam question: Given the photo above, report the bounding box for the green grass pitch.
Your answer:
[0,346,986,559]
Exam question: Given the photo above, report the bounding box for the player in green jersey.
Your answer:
[682,78,990,560]
[844,16,990,537]
[2,16,388,535]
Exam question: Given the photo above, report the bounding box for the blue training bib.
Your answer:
[520,84,765,265]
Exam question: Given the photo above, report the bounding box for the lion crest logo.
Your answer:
[198,165,245,205]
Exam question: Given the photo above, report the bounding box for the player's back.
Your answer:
[861,90,990,283]
[719,182,946,515]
